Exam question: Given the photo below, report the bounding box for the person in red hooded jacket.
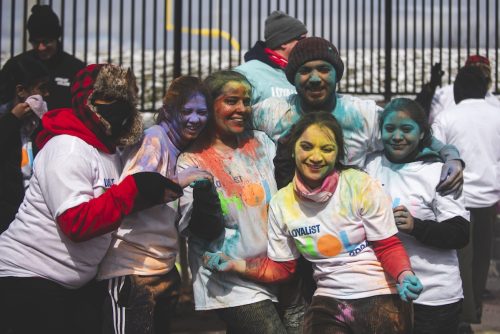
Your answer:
[0,64,183,334]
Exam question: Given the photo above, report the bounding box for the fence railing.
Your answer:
[1,0,498,111]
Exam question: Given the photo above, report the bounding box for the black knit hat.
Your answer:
[285,37,344,84]
[264,11,307,50]
[27,5,62,41]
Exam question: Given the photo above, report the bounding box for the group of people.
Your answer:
[0,5,499,334]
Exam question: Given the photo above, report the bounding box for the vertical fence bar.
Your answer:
[238,0,242,64]
[188,0,192,74]
[60,0,65,51]
[23,0,27,52]
[130,0,135,71]
[96,0,100,64]
[312,0,316,36]
[229,0,233,68]
[440,0,443,76]
[294,0,298,17]
[430,0,434,65]
[395,0,399,93]
[119,0,123,65]
[354,0,358,92]
[476,0,479,54]
[248,0,252,54]
[496,0,498,92]
[329,0,333,42]
[450,0,454,82]
[413,0,416,93]
[457,0,461,78]
[72,0,76,56]
[303,0,307,27]
[174,0,182,78]
[163,0,167,92]
[370,0,374,93]
[219,0,223,70]
[404,0,408,92]
[152,0,157,108]
[10,0,15,57]
[84,0,88,64]
[257,0,261,40]
[378,0,382,93]
[208,0,213,73]
[467,0,470,57]
[198,0,202,77]
[384,0,392,101]
[1,1,4,61]
[362,0,366,92]
[421,0,425,88]
[141,0,146,110]
[338,0,342,91]
[346,0,349,92]
[107,0,112,63]
[486,0,489,58]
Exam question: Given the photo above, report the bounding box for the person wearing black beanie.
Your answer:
[0,4,84,110]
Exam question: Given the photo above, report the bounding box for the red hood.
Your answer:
[36,108,111,153]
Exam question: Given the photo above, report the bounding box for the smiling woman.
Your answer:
[201,111,424,334]
[176,70,287,333]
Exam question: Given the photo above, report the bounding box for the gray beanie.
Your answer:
[264,11,307,49]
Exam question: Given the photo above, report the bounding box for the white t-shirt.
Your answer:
[267,168,398,300]
[98,124,180,280]
[0,135,122,289]
[429,84,500,124]
[177,130,278,310]
[432,98,500,208]
[252,94,383,167]
[365,153,469,306]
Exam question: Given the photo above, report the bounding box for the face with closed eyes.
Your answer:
[213,80,251,137]
[382,110,424,163]
[294,124,338,189]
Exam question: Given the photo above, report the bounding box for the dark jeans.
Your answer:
[303,294,413,334]
[0,276,104,334]
[458,205,496,323]
[215,299,287,334]
[102,268,181,334]
[413,300,462,334]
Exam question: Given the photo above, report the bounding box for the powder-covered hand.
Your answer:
[397,272,423,302]
[202,251,245,274]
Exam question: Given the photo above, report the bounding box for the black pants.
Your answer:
[457,205,496,323]
[0,276,105,334]
[413,300,462,334]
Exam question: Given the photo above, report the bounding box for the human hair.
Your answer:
[287,111,347,171]
[203,70,252,101]
[379,98,432,150]
[453,65,488,104]
[0,57,50,104]
[155,76,212,125]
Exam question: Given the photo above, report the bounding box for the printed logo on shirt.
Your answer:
[54,77,71,87]
[271,87,294,98]
[294,229,368,258]
[104,178,115,188]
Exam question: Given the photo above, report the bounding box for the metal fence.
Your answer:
[1,0,498,111]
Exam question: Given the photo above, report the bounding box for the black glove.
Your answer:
[273,136,295,190]
[132,172,183,205]
[189,180,224,240]
[430,62,444,89]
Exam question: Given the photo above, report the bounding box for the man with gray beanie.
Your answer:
[252,36,464,192]
[235,11,307,104]
[0,4,84,110]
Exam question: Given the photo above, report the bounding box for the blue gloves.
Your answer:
[397,273,423,302]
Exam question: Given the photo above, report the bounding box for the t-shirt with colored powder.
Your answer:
[98,123,181,280]
[365,153,469,306]
[252,93,383,167]
[177,130,278,310]
[267,168,398,300]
